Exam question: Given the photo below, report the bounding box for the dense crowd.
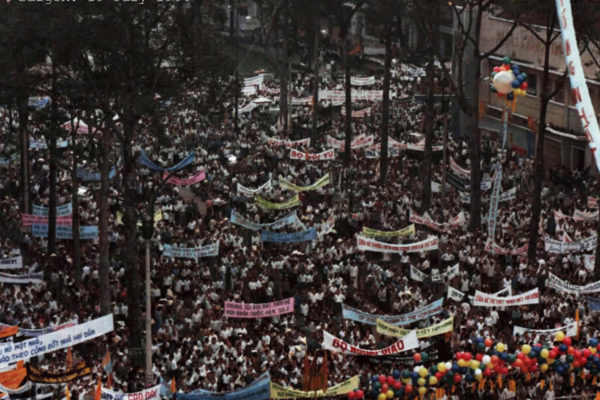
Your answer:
[1,59,600,400]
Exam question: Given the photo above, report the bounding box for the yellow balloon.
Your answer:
[437,362,446,373]
[418,386,427,395]
[386,390,394,399]
[475,374,482,381]
[402,378,410,384]
[429,376,438,386]
[548,358,555,364]
[522,344,531,354]
[486,363,494,370]
[457,359,466,368]
[419,367,428,378]
[418,377,426,386]
[592,347,597,354]
[556,331,565,342]
[496,343,505,353]
[541,349,549,358]
[378,394,387,400]
[541,363,549,372]
[470,360,481,370]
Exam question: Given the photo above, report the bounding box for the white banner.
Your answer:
[350,76,376,86]
[449,158,470,178]
[319,89,386,102]
[0,314,114,368]
[318,215,336,238]
[555,0,600,170]
[544,235,596,254]
[237,179,272,197]
[513,322,578,338]
[487,166,502,240]
[409,210,465,233]
[0,256,22,270]
[547,272,600,295]
[410,264,459,283]
[573,209,599,221]
[322,330,418,356]
[472,288,539,307]
[162,243,219,259]
[263,135,311,149]
[244,74,265,88]
[447,286,465,302]
[289,148,336,161]
[101,385,161,400]
[327,134,374,151]
[0,272,42,284]
[588,196,598,209]
[340,107,372,118]
[356,235,439,254]
[484,240,528,256]
[363,47,385,56]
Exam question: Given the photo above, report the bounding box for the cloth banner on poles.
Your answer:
[0,272,43,284]
[472,288,539,307]
[513,322,578,338]
[224,298,294,319]
[341,298,444,326]
[21,214,72,227]
[447,287,465,302]
[0,256,22,270]
[102,385,162,400]
[260,228,317,243]
[322,330,418,356]
[163,170,206,186]
[255,194,300,210]
[555,0,600,170]
[350,76,376,86]
[573,209,599,221]
[270,376,359,399]
[31,225,98,240]
[327,134,374,151]
[28,139,69,149]
[279,174,330,192]
[27,362,91,383]
[137,151,195,172]
[547,272,600,295]
[409,210,465,233]
[341,107,372,118]
[361,224,415,238]
[237,180,272,197]
[32,203,72,217]
[11,320,78,338]
[376,317,453,339]
[263,135,310,149]
[289,149,336,161]
[410,263,459,283]
[484,240,528,256]
[161,243,219,259]
[76,167,116,182]
[588,196,598,209]
[365,147,400,159]
[449,158,470,178]
[544,235,596,253]
[356,235,439,254]
[175,373,270,400]
[317,215,336,237]
[230,210,298,231]
[0,314,114,369]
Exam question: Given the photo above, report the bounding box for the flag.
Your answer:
[170,377,176,394]
[66,347,72,369]
[66,384,71,400]
[0,326,18,339]
[94,377,101,400]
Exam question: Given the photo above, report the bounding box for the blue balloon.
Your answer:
[507,92,514,100]
[393,370,400,379]
[499,353,508,361]
[372,375,379,383]
[590,338,598,347]
[511,80,520,88]
[559,344,568,352]
[476,337,484,343]
[452,363,460,372]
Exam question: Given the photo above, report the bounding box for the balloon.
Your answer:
[445,362,452,372]
[386,390,394,399]
[357,390,364,399]
[556,331,565,342]
[405,385,413,394]
[387,376,395,385]
[484,338,493,347]
[584,349,592,358]
[511,80,521,89]
[429,376,438,386]
[377,394,386,400]
[374,382,381,390]
[522,345,531,354]
[422,352,430,362]
[590,338,599,348]
[417,378,425,386]
[507,92,514,100]
[393,382,401,390]
[492,70,516,94]
[491,355,500,365]
[418,387,427,396]
[419,367,428,378]
[372,375,379,383]
[564,337,572,346]
[541,348,549,358]
[463,353,472,361]
[477,342,485,351]
[496,343,506,353]
[502,56,511,64]
[457,359,467,368]
[381,384,389,393]
[413,353,421,362]
[453,374,462,383]
[379,375,387,384]
[392,370,400,379]
[559,344,568,353]
[470,360,481,370]
[520,82,528,90]
[437,362,446,373]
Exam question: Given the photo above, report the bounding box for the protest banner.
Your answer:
[0,154,18,167]
[230,210,298,231]
[289,148,336,161]
[319,89,386,102]
[0,314,114,369]
[260,228,317,243]
[279,174,330,192]
[513,322,578,338]
[588,196,598,209]
[21,214,72,227]
[224,298,294,318]
[29,138,69,149]
[255,194,300,210]
[32,203,73,217]
[547,272,600,295]
[487,166,502,240]
[0,272,43,284]
[410,264,459,283]
[356,235,439,254]
[27,361,91,383]
[365,147,400,159]
[101,384,161,400]
[237,179,272,197]
[32,224,98,240]
[472,288,539,307]
[137,151,195,172]
[322,330,418,356]
[327,134,374,151]
[342,298,444,326]
[376,317,453,339]
[76,167,116,182]
[362,224,415,238]
[449,158,470,178]
[176,372,270,400]
[162,170,206,186]
[409,210,466,233]
[447,286,465,302]
[161,243,219,259]
[263,135,310,149]
[573,209,599,221]
[0,256,22,270]
[484,240,528,256]
[0,363,27,390]
[544,235,596,253]
[588,296,600,312]
[317,215,336,237]
[350,76,376,86]
[10,320,78,338]
[555,0,600,170]
[341,107,372,118]
[243,74,265,88]
[270,376,359,399]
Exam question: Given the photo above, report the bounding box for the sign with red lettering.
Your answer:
[101,384,161,400]
[472,288,539,307]
[322,330,418,356]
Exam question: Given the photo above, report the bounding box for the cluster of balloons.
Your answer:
[352,332,600,397]
[491,56,528,101]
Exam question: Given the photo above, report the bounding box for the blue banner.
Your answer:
[76,167,116,182]
[230,210,298,231]
[588,296,600,312]
[342,298,444,326]
[32,203,73,217]
[175,372,270,400]
[137,150,195,172]
[0,154,18,166]
[32,224,99,240]
[260,228,317,243]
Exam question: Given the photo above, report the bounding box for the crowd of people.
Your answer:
[0,58,600,400]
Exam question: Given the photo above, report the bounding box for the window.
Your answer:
[526,73,538,96]
[550,77,565,104]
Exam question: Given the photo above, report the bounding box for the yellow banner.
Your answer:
[279,173,330,192]
[255,194,300,210]
[376,317,453,339]
[362,224,415,238]
[270,376,359,399]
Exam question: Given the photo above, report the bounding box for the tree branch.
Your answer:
[481,18,519,59]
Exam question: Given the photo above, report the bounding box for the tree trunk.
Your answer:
[594,216,600,280]
[343,35,352,163]
[441,116,449,207]
[279,27,289,134]
[16,93,29,215]
[99,127,112,315]
[71,119,81,285]
[47,63,58,255]
[311,22,319,147]
[420,57,435,210]
[527,23,553,262]
[379,25,392,186]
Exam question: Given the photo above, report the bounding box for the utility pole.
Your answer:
[141,220,153,387]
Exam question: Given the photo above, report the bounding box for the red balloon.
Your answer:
[387,376,395,385]
[491,355,499,365]
[513,359,524,368]
[393,382,401,390]
[348,392,356,400]
[520,82,528,90]
[405,385,413,394]
[455,352,462,360]
[517,353,526,360]
[494,365,502,373]
[484,369,492,377]
[484,338,493,347]
[476,353,483,361]
[493,66,500,72]
[502,367,509,375]
[564,337,572,346]
[575,350,582,359]
[464,353,472,361]
[567,346,575,355]
[379,375,387,384]
[413,353,421,362]
[357,390,364,399]
[453,374,462,383]
[435,372,443,380]
[584,349,592,358]
[381,384,389,393]
[549,350,558,359]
